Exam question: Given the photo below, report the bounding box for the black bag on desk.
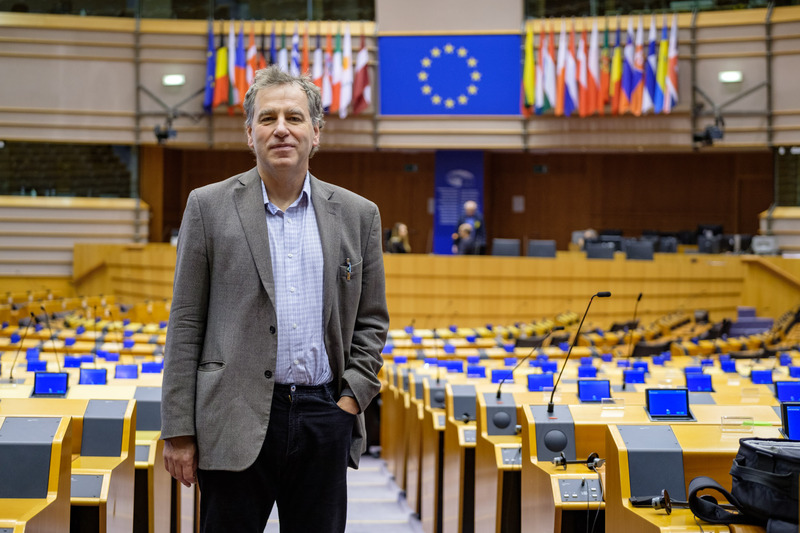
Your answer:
[689,438,800,533]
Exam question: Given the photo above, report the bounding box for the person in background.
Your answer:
[454,223,479,255]
[452,200,485,254]
[578,228,599,250]
[387,222,411,253]
[161,65,389,533]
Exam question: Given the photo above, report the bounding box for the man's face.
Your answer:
[246,83,320,179]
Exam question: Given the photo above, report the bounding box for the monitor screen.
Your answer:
[646,388,691,419]
[782,402,800,440]
[114,364,138,379]
[751,369,773,384]
[721,360,738,373]
[79,368,108,385]
[491,369,513,384]
[686,373,714,392]
[528,372,553,392]
[775,381,800,402]
[578,380,611,402]
[624,369,646,384]
[32,372,69,397]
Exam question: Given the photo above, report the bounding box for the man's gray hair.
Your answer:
[243,65,325,156]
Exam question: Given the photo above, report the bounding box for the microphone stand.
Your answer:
[41,306,62,373]
[4,313,34,383]
[496,326,565,399]
[626,293,643,359]
[548,292,611,413]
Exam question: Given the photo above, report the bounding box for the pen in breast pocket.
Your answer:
[346,258,351,281]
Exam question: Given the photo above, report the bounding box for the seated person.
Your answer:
[386,222,411,253]
[453,223,479,255]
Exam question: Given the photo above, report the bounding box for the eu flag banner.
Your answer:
[379,35,522,115]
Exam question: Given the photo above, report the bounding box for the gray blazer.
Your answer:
[161,168,389,471]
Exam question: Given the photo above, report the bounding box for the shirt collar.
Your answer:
[262,172,311,215]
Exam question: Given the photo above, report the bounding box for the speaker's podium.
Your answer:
[604,423,781,532]
[0,416,72,533]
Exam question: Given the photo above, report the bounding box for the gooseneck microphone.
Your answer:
[6,312,35,383]
[41,306,62,373]
[547,292,611,413]
[626,292,643,359]
[496,326,565,399]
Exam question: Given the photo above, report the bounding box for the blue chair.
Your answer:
[141,361,163,374]
[115,364,138,379]
[527,239,557,258]
[585,242,616,259]
[27,360,47,372]
[491,238,521,257]
[625,240,654,261]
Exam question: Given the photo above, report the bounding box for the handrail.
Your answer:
[741,255,800,291]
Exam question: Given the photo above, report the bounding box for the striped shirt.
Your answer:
[262,175,331,385]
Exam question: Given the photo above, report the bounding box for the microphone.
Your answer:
[5,313,35,383]
[496,326,565,399]
[41,305,62,373]
[626,292,643,359]
[548,292,611,413]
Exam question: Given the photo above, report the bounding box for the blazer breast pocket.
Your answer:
[339,258,363,282]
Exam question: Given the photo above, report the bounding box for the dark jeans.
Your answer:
[197,382,354,533]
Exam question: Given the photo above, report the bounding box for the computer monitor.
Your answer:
[491,369,513,384]
[79,367,108,385]
[751,369,773,384]
[781,402,800,439]
[578,379,611,403]
[528,372,554,392]
[686,373,714,392]
[623,369,646,384]
[27,360,47,372]
[775,381,800,403]
[646,388,694,421]
[31,372,69,397]
[115,364,139,379]
[466,365,486,378]
[141,361,163,374]
[578,365,597,378]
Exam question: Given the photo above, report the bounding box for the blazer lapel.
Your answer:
[310,175,340,329]
[233,168,276,305]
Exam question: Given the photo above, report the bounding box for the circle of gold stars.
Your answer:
[418,43,481,109]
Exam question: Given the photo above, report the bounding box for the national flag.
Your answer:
[534,21,549,114]
[521,19,535,117]
[642,15,658,115]
[610,19,623,115]
[227,21,238,107]
[577,26,588,117]
[290,24,300,76]
[629,16,645,116]
[352,33,371,115]
[555,19,567,116]
[599,19,610,114]
[542,21,557,114]
[278,32,289,73]
[619,17,634,114]
[269,24,277,65]
[331,28,343,115]
[246,21,257,85]
[212,22,228,108]
[257,22,267,71]
[587,19,600,116]
[654,14,669,114]
[339,23,353,118]
[312,34,324,89]
[664,13,679,113]
[234,22,247,107]
[564,21,578,117]
[322,32,333,110]
[202,19,215,114]
[302,24,310,75]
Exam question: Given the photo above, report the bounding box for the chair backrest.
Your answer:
[585,241,616,259]
[625,240,654,260]
[492,238,521,257]
[659,236,678,253]
[527,239,557,258]
[599,234,623,251]
[697,234,721,254]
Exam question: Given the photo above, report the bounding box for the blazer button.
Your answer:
[264,370,273,379]
[269,326,276,334]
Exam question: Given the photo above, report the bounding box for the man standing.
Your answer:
[451,200,486,254]
[161,65,389,533]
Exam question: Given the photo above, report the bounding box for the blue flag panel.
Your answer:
[378,35,522,116]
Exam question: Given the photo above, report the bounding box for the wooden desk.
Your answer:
[604,424,782,533]
[0,416,72,533]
